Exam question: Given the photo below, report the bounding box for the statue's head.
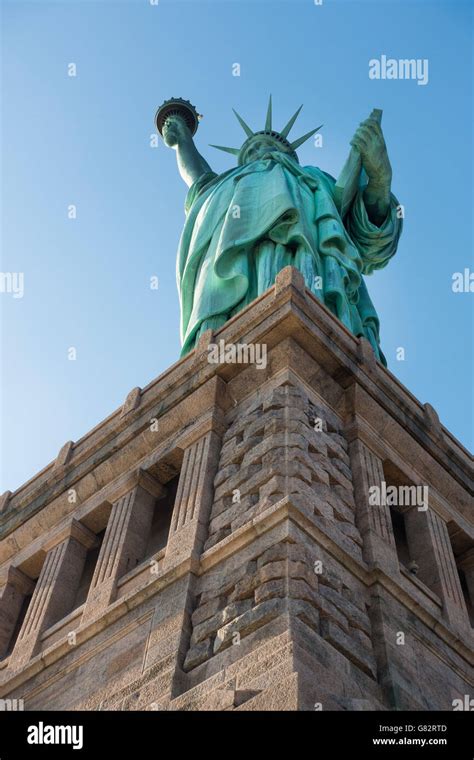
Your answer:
[210,96,322,166]
[238,132,297,165]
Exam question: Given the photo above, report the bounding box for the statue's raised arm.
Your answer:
[156,99,214,188]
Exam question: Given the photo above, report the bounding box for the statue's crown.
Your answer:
[210,96,322,165]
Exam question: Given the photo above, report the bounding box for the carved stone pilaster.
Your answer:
[82,472,165,623]
[349,439,398,573]
[0,567,35,659]
[405,508,469,630]
[458,548,474,607]
[11,520,96,669]
[164,430,221,569]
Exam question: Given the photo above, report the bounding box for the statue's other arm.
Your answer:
[335,114,403,274]
[162,115,214,188]
[350,116,392,227]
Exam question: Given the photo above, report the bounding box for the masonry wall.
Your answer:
[0,268,472,711]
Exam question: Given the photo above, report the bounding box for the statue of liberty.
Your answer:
[156,97,402,366]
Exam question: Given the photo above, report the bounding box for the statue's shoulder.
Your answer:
[303,165,336,186]
[185,169,234,214]
[321,169,337,186]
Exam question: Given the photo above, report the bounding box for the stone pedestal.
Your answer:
[0,268,471,710]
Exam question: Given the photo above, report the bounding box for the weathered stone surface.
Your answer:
[319,585,371,634]
[321,620,377,678]
[257,542,308,568]
[0,284,471,713]
[191,596,222,627]
[183,639,213,672]
[214,598,285,654]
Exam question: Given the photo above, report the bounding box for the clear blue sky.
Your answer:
[1,0,472,493]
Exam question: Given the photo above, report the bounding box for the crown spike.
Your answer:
[290,124,323,151]
[209,144,240,156]
[280,104,303,138]
[265,95,272,131]
[232,109,254,137]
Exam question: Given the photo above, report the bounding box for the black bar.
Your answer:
[0,709,472,758]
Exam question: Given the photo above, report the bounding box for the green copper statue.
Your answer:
[156,96,402,365]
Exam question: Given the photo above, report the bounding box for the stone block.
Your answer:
[214,598,285,654]
[321,620,377,678]
[183,639,213,671]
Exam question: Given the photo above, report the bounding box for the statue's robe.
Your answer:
[177,151,402,365]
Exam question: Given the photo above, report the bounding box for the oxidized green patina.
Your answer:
[158,97,402,365]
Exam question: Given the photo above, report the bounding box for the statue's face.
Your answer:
[241,136,284,163]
